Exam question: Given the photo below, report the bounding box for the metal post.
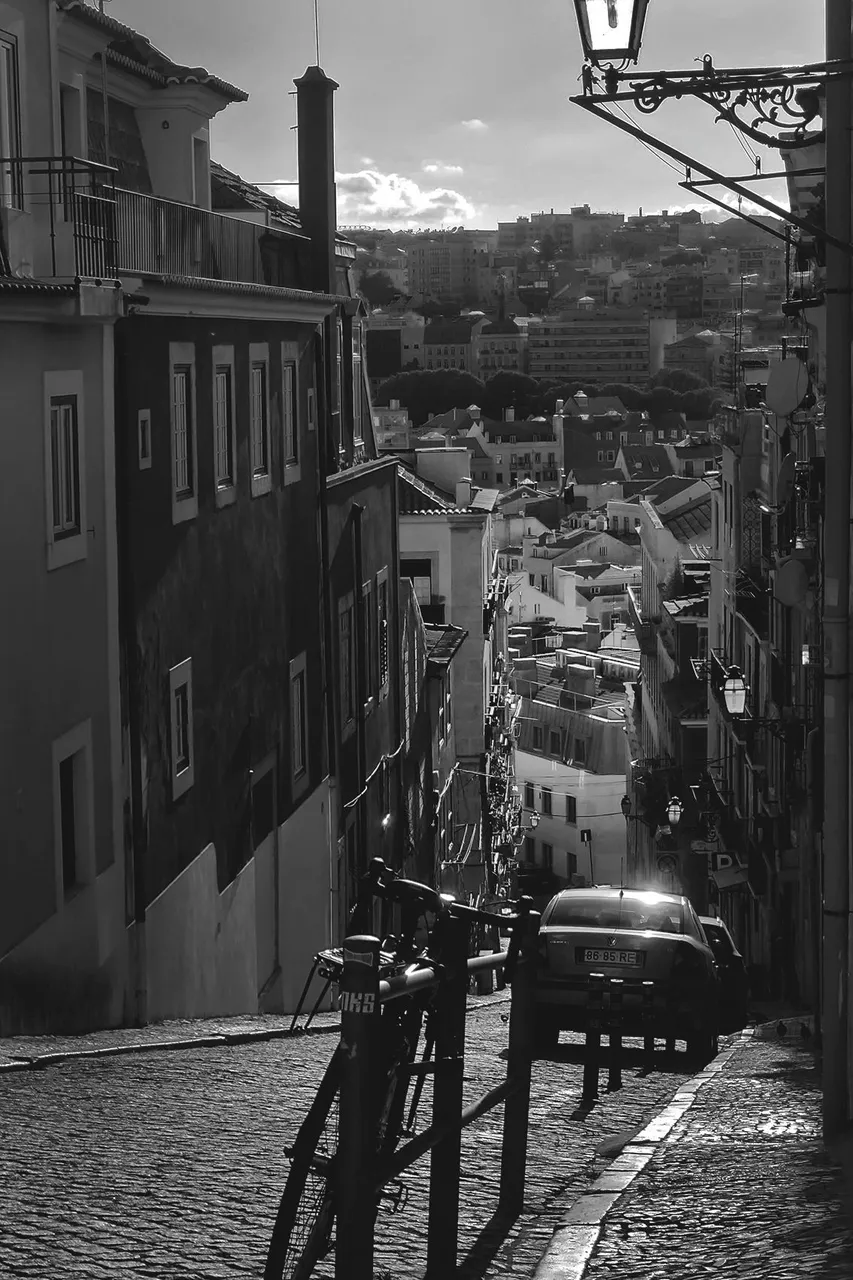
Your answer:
[426,916,468,1278]
[642,980,656,1068]
[498,910,540,1218]
[337,935,381,1280]
[607,978,623,1092]
[582,972,604,1106]
[822,0,852,1138]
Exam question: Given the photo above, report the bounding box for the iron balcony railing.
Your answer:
[1,156,303,288]
[0,155,117,278]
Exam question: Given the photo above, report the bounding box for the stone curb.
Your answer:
[531,1029,754,1280]
[0,992,512,1076]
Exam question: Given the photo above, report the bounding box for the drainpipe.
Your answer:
[352,504,368,887]
[316,320,340,946]
[821,0,852,1138]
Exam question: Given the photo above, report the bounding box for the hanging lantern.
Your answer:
[666,796,683,828]
[722,665,748,718]
[572,0,650,66]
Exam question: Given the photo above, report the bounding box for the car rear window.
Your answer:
[545,894,685,934]
[701,923,734,958]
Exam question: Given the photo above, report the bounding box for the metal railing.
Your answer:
[0,155,117,278]
[0,157,302,288]
[114,189,300,286]
[336,910,540,1279]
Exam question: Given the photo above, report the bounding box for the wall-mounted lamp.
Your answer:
[722,665,748,717]
[666,797,683,828]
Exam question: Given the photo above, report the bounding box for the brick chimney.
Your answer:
[294,67,339,295]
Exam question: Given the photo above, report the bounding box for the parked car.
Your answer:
[698,915,748,1032]
[535,887,720,1062]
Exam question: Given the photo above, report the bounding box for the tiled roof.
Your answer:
[210,161,355,251]
[423,323,476,344]
[0,278,77,296]
[470,488,500,511]
[425,623,468,667]
[640,476,696,504]
[570,468,623,485]
[398,469,452,513]
[619,445,673,478]
[57,1,248,101]
[662,497,712,541]
[514,696,627,776]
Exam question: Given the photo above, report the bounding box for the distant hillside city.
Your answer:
[350,206,798,434]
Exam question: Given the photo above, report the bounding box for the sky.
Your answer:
[109,0,824,229]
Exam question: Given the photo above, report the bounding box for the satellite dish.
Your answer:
[765,359,809,416]
[776,453,796,507]
[774,556,809,606]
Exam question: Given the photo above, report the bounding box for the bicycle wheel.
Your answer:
[264,1044,343,1280]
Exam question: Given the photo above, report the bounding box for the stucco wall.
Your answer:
[278,779,333,1012]
[145,843,258,1021]
[0,321,122,1026]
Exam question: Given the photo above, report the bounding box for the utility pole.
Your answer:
[821,0,852,1139]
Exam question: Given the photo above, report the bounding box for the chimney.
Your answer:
[505,407,515,423]
[295,67,339,295]
[455,478,472,507]
[390,398,400,410]
[583,621,601,652]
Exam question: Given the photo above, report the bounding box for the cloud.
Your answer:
[361,156,375,166]
[422,161,464,175]
[336,168,476,227]
[461,118,488,131]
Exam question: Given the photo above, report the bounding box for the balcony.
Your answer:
[627,584,656,655]
[2,156,304,290]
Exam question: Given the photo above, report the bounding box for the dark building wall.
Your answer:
[325,459,401,907]
[116,313,326,908]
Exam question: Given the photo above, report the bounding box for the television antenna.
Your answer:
[313,0,321,65]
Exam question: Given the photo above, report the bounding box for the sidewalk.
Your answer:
[533,1022,853,1280]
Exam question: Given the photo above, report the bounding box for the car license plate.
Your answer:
[583,948,641,966]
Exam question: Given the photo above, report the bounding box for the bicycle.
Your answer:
[263,859,530,1280]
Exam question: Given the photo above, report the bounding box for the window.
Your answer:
[169,658,194,799]
[550,731,561,756]
[137,409,152,470]
[573,738,586,766]
[528,573,535,586]
[0,34,21,208]
[524,781,534,808]
[541,787,552,816]
[532,726,543,750]
[362,580,376,706]
[169,343,197,524]
[541,842,553,871]
[282,342,299,479]
[44,372,86,570]
[401,557,432,605]
[496,472,503,483]
[339,593,356,731]
[290,653,308,784]
[52,720,94,903]
[249,343,271,496]
[376,569,390,698]
[212,345,236,504]
[540,575,548,593]
[566,795,577,824]
[352,322,363,442]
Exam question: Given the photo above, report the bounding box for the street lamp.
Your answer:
[572,0,649,66]
[722,666,748,718]
[620,794,632,818]
[666,797,683,829]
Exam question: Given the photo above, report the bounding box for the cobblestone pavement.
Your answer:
[576,1031,853,1280]
[0,994,702,1279]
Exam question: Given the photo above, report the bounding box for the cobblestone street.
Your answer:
[0,995,699,1279]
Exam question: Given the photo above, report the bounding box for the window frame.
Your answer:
[169,658,195,800]
[0,31,22,210]
[376,567,390,700]
[249,342,272,497]
[542,786,552,816]
[44,371,87,571]
[169,342,198,525]
[338,591,356,738]
[566,794,578,824]
[137,408,152,471]
[52,718,95,905]
[289,651,310,796]
[282,340,300,484]
[212,344,237,506]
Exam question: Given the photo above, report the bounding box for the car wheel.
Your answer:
[533,1015,559,1054]
[686,1027,718,1066]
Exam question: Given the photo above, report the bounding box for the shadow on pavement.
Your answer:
[455,1208,519,1280]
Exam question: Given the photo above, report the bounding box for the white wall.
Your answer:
[507,572,587,629]
[515,748,628,886]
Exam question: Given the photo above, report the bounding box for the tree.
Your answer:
[480,372,544,420]
[358,270,398,307]
[374,369,486,425]
[538,233,557,264]
[649,368,711,394]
